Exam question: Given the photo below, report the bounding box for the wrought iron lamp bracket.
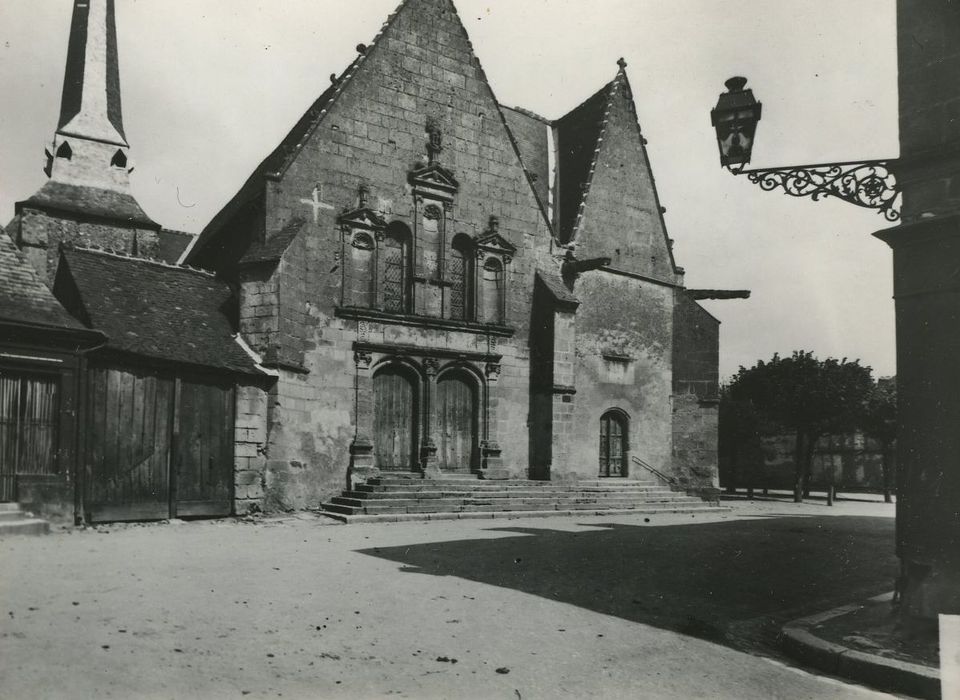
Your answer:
[728,159,901,221]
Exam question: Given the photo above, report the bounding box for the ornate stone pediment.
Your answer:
[409,163,460,203]
[338,207,387,232]
[474,232,516,257]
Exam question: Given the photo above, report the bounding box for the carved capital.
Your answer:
[424,358,440,376]
[354,351,373,369]
[485,362,502,381]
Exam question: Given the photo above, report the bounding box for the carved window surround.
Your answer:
[335,306,514,338]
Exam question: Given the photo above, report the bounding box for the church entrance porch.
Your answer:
[349,342,502,482]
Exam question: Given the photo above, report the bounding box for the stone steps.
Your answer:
[321,476,725,523]
[0,503,51,536]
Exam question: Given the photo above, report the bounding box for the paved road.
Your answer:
[0,499,899,699]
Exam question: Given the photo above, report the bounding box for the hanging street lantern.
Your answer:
[711,77,901,221]
[711,77,762,170]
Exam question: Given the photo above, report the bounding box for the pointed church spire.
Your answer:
[45,0,133,191]
[58,0,127,146]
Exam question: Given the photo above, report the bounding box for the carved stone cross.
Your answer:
[300,184,335,223]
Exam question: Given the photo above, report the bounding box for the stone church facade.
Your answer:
[186,0,723,512]
[2,0,729,520]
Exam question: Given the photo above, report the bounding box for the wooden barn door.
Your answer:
[173,380,235,518]
[436,373,477,473]
[86,367,174,521]
[373,368,417,471]
[86,368,235,522]
[599,411,627,477]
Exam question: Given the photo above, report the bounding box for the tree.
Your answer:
[727,351,874,503]
[861,377,897,503]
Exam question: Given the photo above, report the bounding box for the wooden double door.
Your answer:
[85,366,235,522]
[373,367,478,473]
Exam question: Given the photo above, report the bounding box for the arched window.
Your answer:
[348,232,375,308]
[480,258,504,324]
[448,234,473,321]
[111,149,127,168]
[56,141,73,160]
[599,410,629,477]
[382,222,411,314]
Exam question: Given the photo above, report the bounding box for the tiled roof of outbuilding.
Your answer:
[0,230,88,332]
[20,181,158,228]
[56,247,261,375]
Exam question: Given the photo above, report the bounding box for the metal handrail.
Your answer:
[631,456,678,487]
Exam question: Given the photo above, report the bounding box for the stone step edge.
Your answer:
[321,501,719,515]
[331,496,699,507]
[322,506,730,524]
[0,518,51,535]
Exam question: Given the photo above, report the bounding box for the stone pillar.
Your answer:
[549,309,578,480]
[348,350,378,489]
[480,361,509,480]
[876,216,960,621]
[420,358,440,478]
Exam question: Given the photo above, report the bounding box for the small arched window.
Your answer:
[480,258,504,324]
[448,234,473,321]
[56,141,73,160]
[348,232,375,308]
[382,222,411,314]
[111,149,127,168]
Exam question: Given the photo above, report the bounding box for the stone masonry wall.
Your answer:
[563,270,674,479]
[897,0,960,222]
[671,292,720,488]
[14,207,158,283]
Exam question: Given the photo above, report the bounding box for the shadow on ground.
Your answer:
[358,515,897,656]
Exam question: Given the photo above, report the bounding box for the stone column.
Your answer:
[480,361,509,480]
[876,216,960,622]
[348,350,378,490]
[420,358,441,478]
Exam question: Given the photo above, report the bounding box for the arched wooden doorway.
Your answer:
[436,370,479,473]
[599,410,628,477]
[373,365,419,471]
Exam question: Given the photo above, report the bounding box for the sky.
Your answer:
[0,0,899,380]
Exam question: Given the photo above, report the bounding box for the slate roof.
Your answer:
[20,181,157,229]
[536,268,579,309]
[0,229,89,332]
[157,229,195,264]
[554,81,615,244]
[56,247,260,375]
[239,218,307,265]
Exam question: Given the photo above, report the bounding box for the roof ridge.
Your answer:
[501,104,553,125]
[569,68,624,243]
[267,0,408,181]
[62,242,217,278]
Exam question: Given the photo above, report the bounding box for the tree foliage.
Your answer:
[726,351,874,501]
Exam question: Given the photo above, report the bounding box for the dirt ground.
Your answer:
[1,499,901,699]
